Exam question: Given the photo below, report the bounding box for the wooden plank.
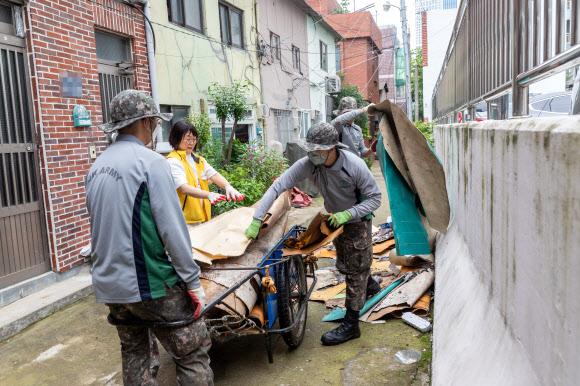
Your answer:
[30,211,42,266]
[21,212,32,269]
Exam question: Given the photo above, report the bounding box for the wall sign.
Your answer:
[73,104,92,127]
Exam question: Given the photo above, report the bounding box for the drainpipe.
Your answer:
[254,0,266,143]
[130,0,160,139]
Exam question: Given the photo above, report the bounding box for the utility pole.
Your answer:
[399,0,413,119]
[414,63,419,122]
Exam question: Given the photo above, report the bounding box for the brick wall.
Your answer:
[25,0,150,272]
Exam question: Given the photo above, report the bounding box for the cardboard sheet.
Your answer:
[283,226,343,256]
[373,239,396,255]
[366,292,431,321]
[309,282,346,302]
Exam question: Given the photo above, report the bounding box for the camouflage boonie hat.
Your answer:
[295,122,348,152]
[97,89,172,133]
[333,96,359,116]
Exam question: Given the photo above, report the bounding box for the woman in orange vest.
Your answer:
[166,120,245,226]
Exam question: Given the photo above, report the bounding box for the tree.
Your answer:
[207,80,251,165]
[411,48,424,122]
[334,0,350,14]
[187,112,212,155]
[333,72,370,138]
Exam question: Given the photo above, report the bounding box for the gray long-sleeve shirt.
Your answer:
[85,134,201,303]
[332,109,369,158]
[254,149,381,223]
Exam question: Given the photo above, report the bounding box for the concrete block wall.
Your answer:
[433,117,580,385]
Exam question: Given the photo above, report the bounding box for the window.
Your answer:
[168,0,204,34]
[219,2,243,48]
[159,105,190,143]
[292,46,301,72]
[95,31,130,63]
[335,45,341,72]
[270,32,280,60]
[320,41,328,72]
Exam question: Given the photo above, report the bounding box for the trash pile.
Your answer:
[302,216,435,328]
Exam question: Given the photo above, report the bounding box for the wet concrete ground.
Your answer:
[0,163,432,385]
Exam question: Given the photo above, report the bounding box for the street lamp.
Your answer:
[383,1,413,119]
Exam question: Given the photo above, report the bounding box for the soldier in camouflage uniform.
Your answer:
[245,122,382,345]
[85,90,213,385]
[331,97,375,159]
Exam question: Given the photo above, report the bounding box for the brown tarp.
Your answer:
[368,100,450,233]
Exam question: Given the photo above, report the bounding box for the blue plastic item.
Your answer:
[322,276,405,322]
[376,133,430,255]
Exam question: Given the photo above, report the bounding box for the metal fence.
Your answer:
[432,0,580,122]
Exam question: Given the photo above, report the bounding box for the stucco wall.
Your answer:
[433,117,580,385]
[151,0,262,139]
[307,14,337,124]
[257,0,311,145]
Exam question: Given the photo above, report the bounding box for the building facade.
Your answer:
[415,0,458,47]
[150,0,262,152]
[377,24,406,112]
[0,0,151,290]
[304,3,342,127]
[257,0,314,150]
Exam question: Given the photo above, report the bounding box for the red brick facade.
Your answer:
[327,12,383,104]
[25,0,150,272]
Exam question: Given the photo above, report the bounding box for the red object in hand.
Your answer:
[187,290,202,319]
[370,139,378,152]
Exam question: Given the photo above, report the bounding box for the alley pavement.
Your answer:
[0,162,431,385]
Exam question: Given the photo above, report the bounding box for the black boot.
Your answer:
[321,309,361,346]
[366,276,381,299]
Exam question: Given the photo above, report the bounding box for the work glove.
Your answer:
[362,103,375,114]
[225,185,245,202]
[329,210,352,228]
[207,192,227,205]
[187,286,206,319]
[245,219,261,240]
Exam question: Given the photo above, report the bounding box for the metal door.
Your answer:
[0,41,50,289]
[274,109,293,150]
[98,62,133,123]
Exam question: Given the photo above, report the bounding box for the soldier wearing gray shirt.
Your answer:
[331,96,375,158]
[246,122,382,346]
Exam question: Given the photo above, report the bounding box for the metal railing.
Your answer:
[432,0,580,122]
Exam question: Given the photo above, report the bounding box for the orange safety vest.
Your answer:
[166,150,211,224]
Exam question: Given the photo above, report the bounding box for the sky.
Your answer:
[344,0,420,49]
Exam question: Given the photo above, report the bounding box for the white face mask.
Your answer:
[146,119,161,149]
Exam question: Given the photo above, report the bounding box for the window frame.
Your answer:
[292,45,301,73]
[320,41,328,72]
[335,45,341,72]
[156,104,191,153]
[270,32,280,61]
[167,0,204,35]
[219,1,244,49]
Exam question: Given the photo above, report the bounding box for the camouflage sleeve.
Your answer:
[331,109,362,127]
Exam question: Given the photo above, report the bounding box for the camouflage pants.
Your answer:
[333,219,373,311]
[108,282,213,386]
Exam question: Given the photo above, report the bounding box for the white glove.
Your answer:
[225,185,245,201]
[362,103,375,113]
[207,192,226,205]
[187,286,206,318]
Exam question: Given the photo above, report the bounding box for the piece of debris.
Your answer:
[370,320,386,324]
[393,349,422,365]
[402,312,431,332]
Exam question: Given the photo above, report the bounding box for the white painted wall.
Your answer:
[433,117,580,385]
[422,9,458,122]
[307,14,337,127]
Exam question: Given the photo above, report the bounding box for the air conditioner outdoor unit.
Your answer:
[310,109,316,119]
[326,75,341,94]
[256,104,270,119]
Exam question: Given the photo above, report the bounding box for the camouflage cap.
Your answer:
[333,96,359,116]
[295,122,349,152]
[97,89,172,133]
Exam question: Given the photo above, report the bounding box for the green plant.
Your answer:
[333,72,370,138]
[207,80,251,165]
[363,157,373,170]
[334,0,350,13]
[210,166,266,217]
[203,137,224,171]
[414,121,435,148]
[411,48,424,121]
[187,112,213,155]
[236,140,288,189]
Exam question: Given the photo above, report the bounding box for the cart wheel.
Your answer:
[277,255,308,348]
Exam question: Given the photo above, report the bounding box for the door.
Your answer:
[274,109,293,150]
[0,39,50,289]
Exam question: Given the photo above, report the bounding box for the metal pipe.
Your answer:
[140,1,161,142]
[517,43,580,86]
[400,0,413,118]
[511,0,529,117]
